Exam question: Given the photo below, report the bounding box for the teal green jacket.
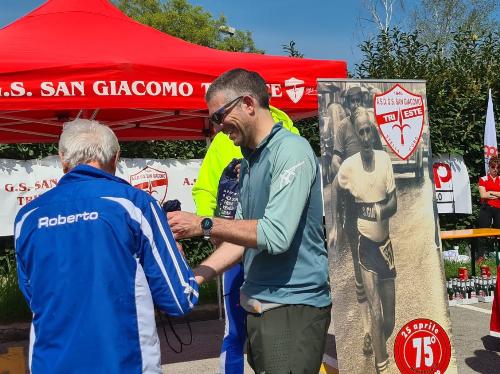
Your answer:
[238,124,330,307]
[192,107,299,216]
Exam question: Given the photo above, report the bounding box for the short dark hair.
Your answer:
[489,156,499,167]
[206,68,270,109]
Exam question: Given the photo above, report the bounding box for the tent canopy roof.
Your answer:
[0,0,347,143]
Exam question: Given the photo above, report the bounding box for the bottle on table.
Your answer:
[447,280,454,301]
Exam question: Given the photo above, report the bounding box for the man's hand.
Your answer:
[167,211,203,240]
[193,265,217,285]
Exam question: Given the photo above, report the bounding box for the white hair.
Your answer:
[58,119,120,170]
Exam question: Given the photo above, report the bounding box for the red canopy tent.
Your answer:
[0,0,347,143]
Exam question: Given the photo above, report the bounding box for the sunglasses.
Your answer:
[209,96,244,125]
[358,127,372,137]
[490,165,499,170]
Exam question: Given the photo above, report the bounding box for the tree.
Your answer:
[282,40,304,58]
[411,0,500,54]
[114,0,262,53]
[356,27,500,230]
[359,0,405,34]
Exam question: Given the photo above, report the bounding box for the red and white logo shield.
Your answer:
[130,166,168,204]
[374,84,425,160]
[285,77,305,104]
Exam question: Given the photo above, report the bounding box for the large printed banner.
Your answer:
[0,156,201,237]
[432,154,472,214]
[318,79,457,373]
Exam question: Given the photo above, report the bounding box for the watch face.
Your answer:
[201,218,213,230]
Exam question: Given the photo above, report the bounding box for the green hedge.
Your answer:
[0,249,31,323]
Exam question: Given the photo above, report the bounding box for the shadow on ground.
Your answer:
[465,336,500,374]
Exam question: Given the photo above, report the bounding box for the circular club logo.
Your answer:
[394,318,451,374]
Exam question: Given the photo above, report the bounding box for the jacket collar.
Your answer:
[241,122,283,159]
[58,164,129,186]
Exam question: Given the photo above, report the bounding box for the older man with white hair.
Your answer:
[14,119,198,374]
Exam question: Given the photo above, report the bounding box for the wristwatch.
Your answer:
[200,217,213,240]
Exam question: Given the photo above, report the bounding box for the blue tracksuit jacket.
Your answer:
[14,165,199,373]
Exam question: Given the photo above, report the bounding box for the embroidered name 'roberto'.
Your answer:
[38,211,99,229]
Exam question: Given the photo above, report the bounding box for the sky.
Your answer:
[0,0,498,70]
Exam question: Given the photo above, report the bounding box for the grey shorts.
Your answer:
[246,303,332,374]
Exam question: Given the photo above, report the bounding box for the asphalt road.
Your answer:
[449,302,500,374]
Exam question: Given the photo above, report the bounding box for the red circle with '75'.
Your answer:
[394,318,451,374]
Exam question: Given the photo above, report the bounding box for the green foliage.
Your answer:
[0,249,31,323]
[0,143,58,160]
[179,237,213,267]
[295,118,321,156]
[282,40,304,58]
[355,27,500,230]
[114,0,262,53]
[120,140,207,160]
[197,278,218,304]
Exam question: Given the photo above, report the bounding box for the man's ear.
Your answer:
[241,95,256,115]
[110,151,120,174]
[114,151,120,166]
[59,152,70,174]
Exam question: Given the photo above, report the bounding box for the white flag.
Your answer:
[484,89,497,173]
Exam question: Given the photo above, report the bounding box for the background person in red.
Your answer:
[478,156,500,228]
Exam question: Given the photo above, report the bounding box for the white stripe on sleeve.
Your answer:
[102,197,186,314]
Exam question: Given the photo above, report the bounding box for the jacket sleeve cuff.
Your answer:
[256,219,269,252]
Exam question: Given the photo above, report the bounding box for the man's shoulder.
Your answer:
[98,178,157,206]
[16,183,60,217]
[342,152,361,167]
[274,129,312,153]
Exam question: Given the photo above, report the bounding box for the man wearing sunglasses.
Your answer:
[168,68,331,373]
[333,109,397,373]
[192,105,298,374]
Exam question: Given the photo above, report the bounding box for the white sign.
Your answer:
[432,154,472,214]
[0,156,201,237]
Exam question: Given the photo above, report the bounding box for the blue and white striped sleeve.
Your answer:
[102,195,199,317]
[14,207,37,305]
[139,199,199,316]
